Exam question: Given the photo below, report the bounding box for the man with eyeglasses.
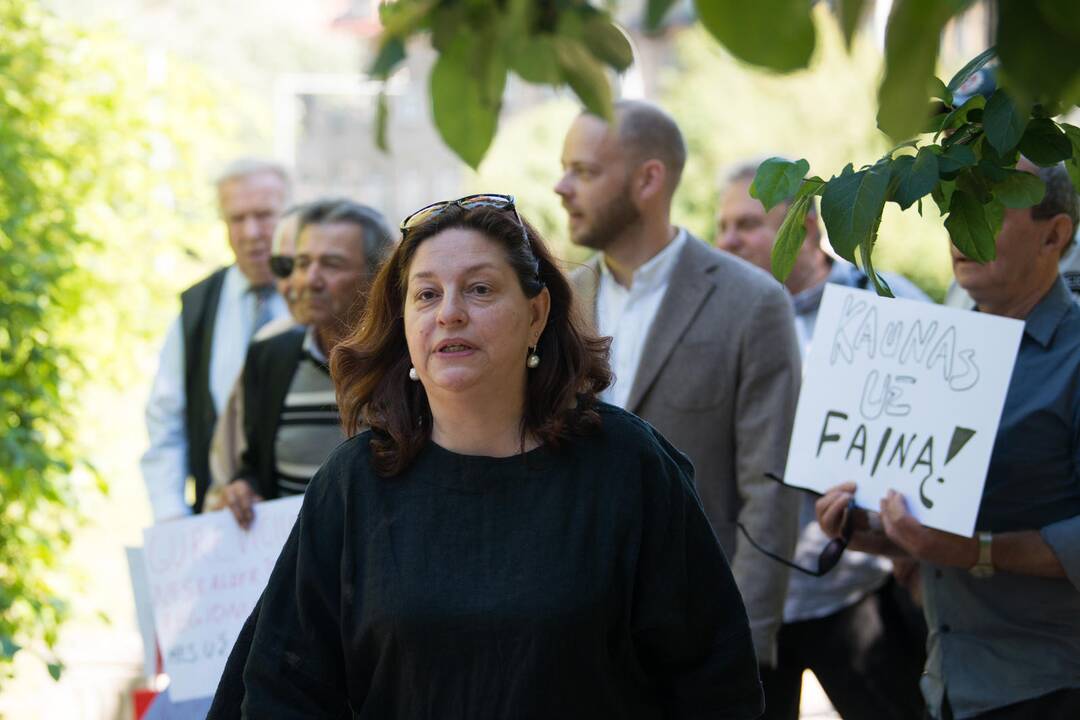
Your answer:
[205,204,308,509]
[221,199,395,528]
[141,158,291,522]
[717,159,928,720]
[557,100,801,676]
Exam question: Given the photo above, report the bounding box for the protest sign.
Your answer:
[142,495,303,702]
[783,285,1023,536]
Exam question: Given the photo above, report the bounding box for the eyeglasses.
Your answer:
[269,255,294,279]
[735,472,855,577]
[399,193,530,247]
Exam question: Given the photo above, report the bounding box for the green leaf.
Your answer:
[891,146,940,210]
[946,46,997,94]
[430,33,500,170]
[432,5,463,52]
[982,89,1027,156]
[553,36,613,120]
[820,163,891,265]
[582,18,633,72]
[992,169,1046,209]
[937,143,977,178]
[858,235,894,298]
[47,662,62,682]
[928,76,952,104]
[510,35,562,85]
[375,92,389,153]
[1061,123,1080,194]
[838,0,868,50]
[938,94,986,134]
[370,37,405,80]
[1019,118,1073,166]
[378,0,436,38]
[749,157,810,211]
[931,179,957,216]
[770,194,813,282]
[997,1,1080,108]
[946,190,1002,262]
[877,0,955,141]
[645,0,679,30]
[694,0,815,73]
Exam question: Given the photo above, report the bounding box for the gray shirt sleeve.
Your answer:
[1041,515,1080,592]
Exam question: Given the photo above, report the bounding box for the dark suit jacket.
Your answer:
[571,233,802,665]
[234,326,307,500]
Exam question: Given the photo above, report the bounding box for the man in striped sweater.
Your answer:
[223,199,395,527]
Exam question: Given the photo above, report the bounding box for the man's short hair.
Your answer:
[298,198,396,272]
[612,100,687,193]
[215,157,292,194]
[1031,162,1079,252]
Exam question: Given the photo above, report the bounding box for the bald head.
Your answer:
[611,100,687,196]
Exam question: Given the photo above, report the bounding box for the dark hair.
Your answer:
[330,204,611,476]
[298,198,396,272]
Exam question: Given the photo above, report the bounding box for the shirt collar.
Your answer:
[303,326,329,365]
[600,228,687,293]
[1022,276,1074,348]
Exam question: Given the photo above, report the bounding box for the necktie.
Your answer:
[251,286,276,337]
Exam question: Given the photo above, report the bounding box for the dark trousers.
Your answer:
[760,577,926,720]
[939,688,1080,720]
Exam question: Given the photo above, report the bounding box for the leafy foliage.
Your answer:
[374,1,1080,169]
[372,0,631,169]
[0,0,239,687]
[754,50,1080,292]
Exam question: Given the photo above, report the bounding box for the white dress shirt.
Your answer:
[597,229,687,409]
[141,265,288,522]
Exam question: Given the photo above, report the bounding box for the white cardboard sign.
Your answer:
[142,495,303,702]
[783,285,1023,536]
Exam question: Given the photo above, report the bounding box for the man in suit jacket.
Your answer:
[222,199,395,528]
[556,101,801,668]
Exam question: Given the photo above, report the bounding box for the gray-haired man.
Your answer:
[142,158,291,521]
[222,199,395,528]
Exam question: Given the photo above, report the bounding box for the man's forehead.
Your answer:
[299,222,364,253]
[563,114,620,161]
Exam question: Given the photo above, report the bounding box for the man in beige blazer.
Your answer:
[556,100,801,668]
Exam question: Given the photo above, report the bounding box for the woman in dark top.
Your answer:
[208,195,763,719]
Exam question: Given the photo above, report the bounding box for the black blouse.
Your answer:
[208,404,762,719]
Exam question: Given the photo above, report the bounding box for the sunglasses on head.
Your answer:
[735,472,855,577]
[269,255,294,279]
[399,193,531,248]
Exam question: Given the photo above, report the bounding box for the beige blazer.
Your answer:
[572,234,802,666]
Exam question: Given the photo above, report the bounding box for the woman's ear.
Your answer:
[529,286,551,342]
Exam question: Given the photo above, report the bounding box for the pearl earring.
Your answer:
[526,346,540,369]
[408,367,419,381]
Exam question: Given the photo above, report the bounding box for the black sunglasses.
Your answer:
[735,472,855,577]
[400,193,530,248]
[269,255,294,279]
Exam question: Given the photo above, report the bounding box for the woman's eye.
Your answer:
[471,284,492,296]
[416,289,438,302]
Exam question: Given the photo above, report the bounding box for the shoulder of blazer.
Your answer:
[682,233,786,298]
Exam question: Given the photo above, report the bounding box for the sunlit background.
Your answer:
[3,1,997,717]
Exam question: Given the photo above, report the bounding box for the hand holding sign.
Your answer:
[785,285,1023,536]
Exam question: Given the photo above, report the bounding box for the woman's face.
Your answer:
[404,227,549,402]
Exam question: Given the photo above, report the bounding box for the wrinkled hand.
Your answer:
[814,482,871,538]
[223,479,263,530]
[879,489,976,567]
